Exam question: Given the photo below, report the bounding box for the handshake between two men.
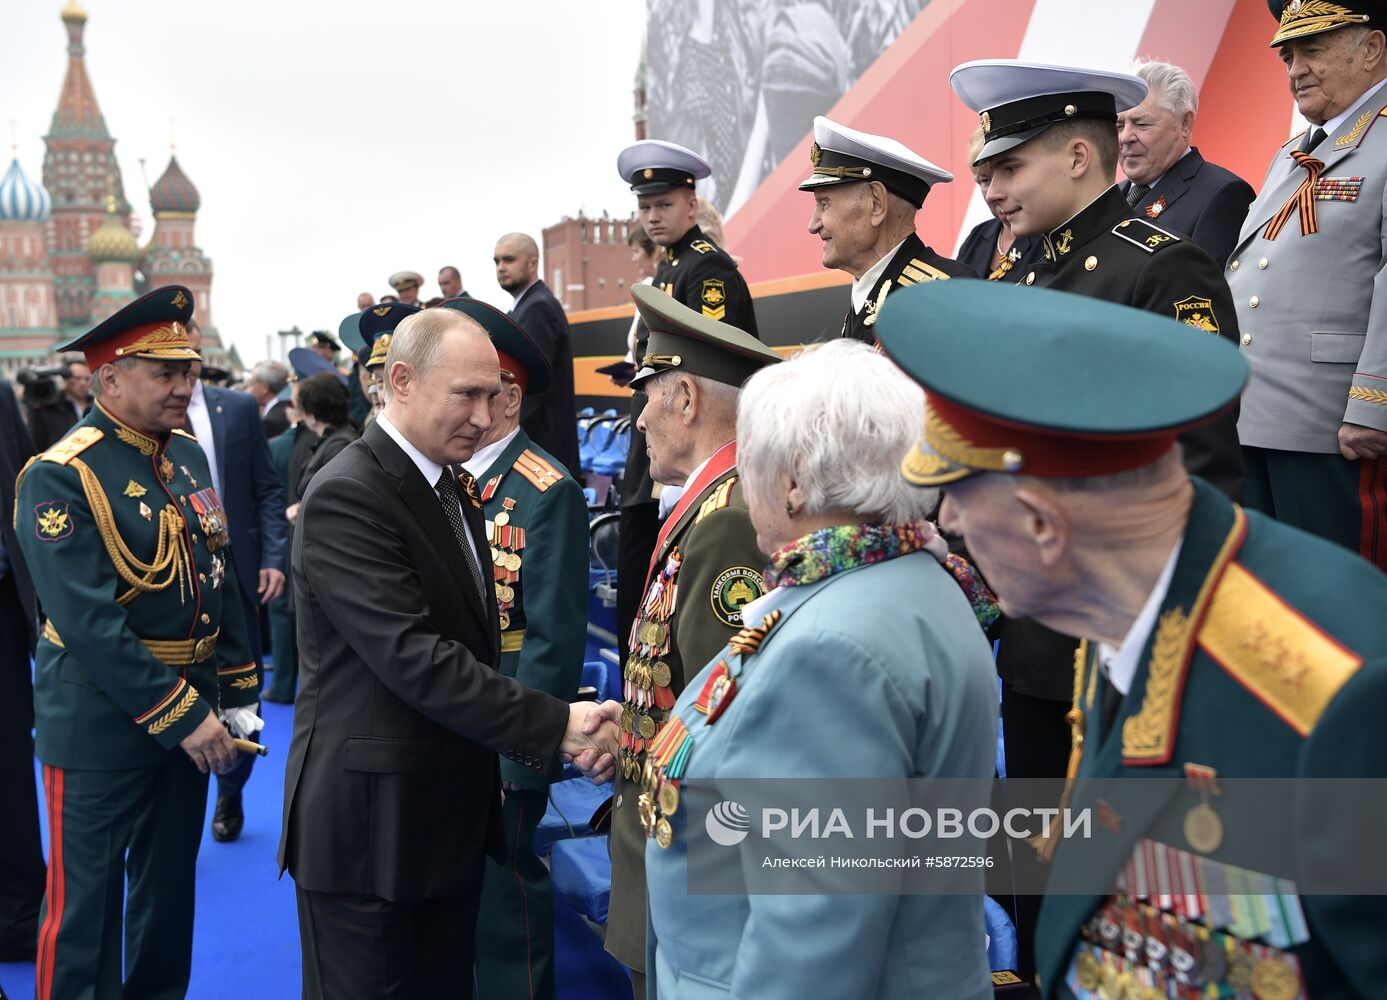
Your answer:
[563,699,625,785]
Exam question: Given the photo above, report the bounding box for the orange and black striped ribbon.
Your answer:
[1263,150,1325,240]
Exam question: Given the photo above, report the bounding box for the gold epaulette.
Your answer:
[689,239,716,254]
[897,258,952,287]
[39,426,104,465]
[171,428,198,441]
[1197,562,1362,736]
[1112,218,1182,254]
[513,448,565,493]
[695,476,736,522]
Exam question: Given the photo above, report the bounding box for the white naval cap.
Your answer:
[617,140,712,195]
[798,116,952,209]
[949,60,1148,164]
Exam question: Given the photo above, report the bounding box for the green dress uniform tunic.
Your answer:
[15,402,257,1000]
[472,431,589,1000]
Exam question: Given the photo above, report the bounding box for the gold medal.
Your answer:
[621,706,633,733]
[490,546,501,563]
[1141,988,1164,1000]
[638,714,656,739]
[1075,950,1101,991]
[659,781,679,815]
[1250,958,1299,1000]
[159,456,175,482]
[494,510,510,527]
[1184,801,1224,854]
[655,817,673,849]
[498,611,511,630]
[642,759,655,786]
[1227,951,1255,992]
[651,661,672,688]
[638,792,655,832]
[496,584,515,603]
[505,552,522,572]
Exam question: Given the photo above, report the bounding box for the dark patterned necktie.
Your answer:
[1125,183,1150,207]
[1302,127,1328,154]
[435,469,487,605]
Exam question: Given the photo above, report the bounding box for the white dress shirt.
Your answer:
[656,450,716,521]
[185,381,222,496]
[851,238,909,314]
[1097,540,1183,695]
[375,413,481,555]
[462,426,521,481]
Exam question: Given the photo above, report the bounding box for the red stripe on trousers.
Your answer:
[1362,456,1387,571]
[36,765,66,1000]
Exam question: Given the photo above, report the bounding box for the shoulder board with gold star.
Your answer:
[897,258,952,287]
[171,428,198,441]
[39,426,104,465]
[512,448,565,493]
[1111,218,1182,254]
[1196,560,1363,737]
[689,240,716,255]
[695,476,737,523]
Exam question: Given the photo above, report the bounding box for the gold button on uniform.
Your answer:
[1241,334,1253,346]
[200,613,210,624]
[1084,256,1098,271]
[1249,296,1260,308]
[1025,272,1036,285]
[1258,258,1269,269]
[199,573,207,583]
[1229,260,1240,271]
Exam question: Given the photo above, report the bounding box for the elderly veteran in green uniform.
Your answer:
[438,295,590,1000]
[880,280,1387,999]
[598,283,779,995]
[14,286,261,1000]
[641,338,999,999]
[800,115,975,342]
[1227,1,1387,572]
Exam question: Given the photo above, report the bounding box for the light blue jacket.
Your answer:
[644,550,999,999]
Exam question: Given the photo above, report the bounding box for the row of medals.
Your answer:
[488,505,522,630]
[619,549,681,780]
[1076,897,1303,1000]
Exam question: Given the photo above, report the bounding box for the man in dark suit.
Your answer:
[0,379,43,962]
[183,322,288,842]
[279,306,617,999]
[245,359,292,439]
[1118,60,1256,268]
[494,232,581,478]
[25,356,91,452]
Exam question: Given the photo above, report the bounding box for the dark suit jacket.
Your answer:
[279,420,570,901]
[956,217,1046,283]
[1121,147,1255,268]
[262,398,291,440]
[26,397,87,453]
[1,380,37,650]
[201,386,288,613]
[301,423,358,488]
[511,280,581,478]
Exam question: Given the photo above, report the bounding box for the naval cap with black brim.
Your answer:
[59,285,200,368]
[437,295,552,395]
[628,283,782,390]
[617,140,712,196]
[950,60,1147,164]
[875,281,1248,487]
[1268,0,1386,45]
[308,330,341,353]
[798,116,953,209]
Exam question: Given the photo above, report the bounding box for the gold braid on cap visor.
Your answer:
[1273,0,1369,44]
[112,322,197,359]
[924,403,1025,473]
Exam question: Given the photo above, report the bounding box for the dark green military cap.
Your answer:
[875,281,1247,486]
[629,283,781,389]
[436,295,552,395]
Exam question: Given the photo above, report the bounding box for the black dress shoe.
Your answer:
[211,792,244,843]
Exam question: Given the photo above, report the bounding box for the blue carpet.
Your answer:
[0,695,630,999]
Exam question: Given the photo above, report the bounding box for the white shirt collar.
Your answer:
[851,237,909,314]
[509,279,539,311]
[261,397,277,417]
[737,584,786,633]
[1320,77,1387,139]
[375,412,445,488]
[1097,539,1183,695]
[462,426,521,480]
[656,450,716,520]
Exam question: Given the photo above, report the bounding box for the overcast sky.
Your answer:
[3,0,646,362]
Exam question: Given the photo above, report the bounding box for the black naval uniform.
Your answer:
[841,232,976,342]
[618,224,759,668]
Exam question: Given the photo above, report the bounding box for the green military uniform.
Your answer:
[879,280,1387,999]
[14,286,257,999]
[437,294,591,1000]
[605,284,781,974]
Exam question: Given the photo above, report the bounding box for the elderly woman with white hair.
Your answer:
[640,339,1000,999]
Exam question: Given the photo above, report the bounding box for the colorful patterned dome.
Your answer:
[0,158,53,223]
[87,196,139,261]
[149,155,200,214]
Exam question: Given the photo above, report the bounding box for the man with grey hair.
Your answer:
[595,283,780,997]
[280,306,618,999]
[1118,60,1255,266]
[246,359,292,439]
[1228,1,1387,572]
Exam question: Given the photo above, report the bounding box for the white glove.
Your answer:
[219,706,265,740]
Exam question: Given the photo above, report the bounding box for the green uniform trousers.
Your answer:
[474,788,553,1000]
[36,755,207,1000]
[263,591,297,702]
